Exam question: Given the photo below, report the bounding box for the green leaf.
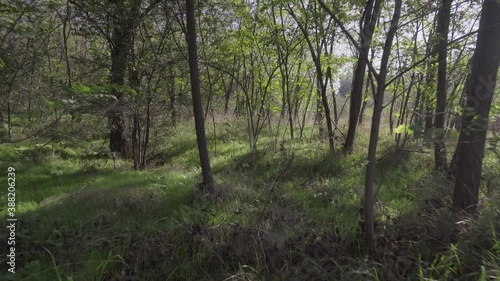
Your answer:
[394,125,408,134]
[409,124,424,133]
[43,98,58,108]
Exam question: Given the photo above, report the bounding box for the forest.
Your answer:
[0,0,499,279]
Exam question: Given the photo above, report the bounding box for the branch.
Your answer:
[69,0,113,47]
[317,0,380,80]
[384,29,478,87]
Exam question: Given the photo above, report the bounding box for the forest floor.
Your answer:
[0,116,499,280]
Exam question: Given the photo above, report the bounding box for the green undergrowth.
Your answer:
[0,118,498,280]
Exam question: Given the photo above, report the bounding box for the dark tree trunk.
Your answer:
[61,0,74,120]
[423,17,438,141]
[141,96,152,169]
[358,74,372,125]
[343,0,382,153]
[169,72,177,126]
[108,0,138,158]
[132,113,140,170]
[320,68,334,150]
[364,0,402,256]
[452,0,500,214]
[388,78,401,135]
[287,77,295,140]
[414,78,424,127]
[186,0,215,192]
[7,93,11,140]
[433,0,452,171]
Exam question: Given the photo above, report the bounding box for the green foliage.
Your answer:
[394,124,425,135]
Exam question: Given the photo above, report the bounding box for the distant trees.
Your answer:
[288,0,337,150]
[70,0,162,159]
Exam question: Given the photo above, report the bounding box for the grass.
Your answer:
[0,115,499,280]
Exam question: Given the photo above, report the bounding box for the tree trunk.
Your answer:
[452,0,500,214]
[169,72,177,127]
[433,0,452,171]
[186,0,215,192]
[7,93,12,140]
[320,67,335,150]
[141,96,151,169]
[108,0,137,158]
[358,74,372,125]
[343,0,382,153]
[364,0,402,256]
[132,113,140,170]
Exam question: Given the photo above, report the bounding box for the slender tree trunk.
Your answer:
[452,0,500,214]
[343,0,382,153]
[300,78,314,139]
[132,113,140,170]
[186,0,215,192]
[141,97,151,169]
[61,0,74,120]
[7,93,12,140]
[364,0,402,256]
[396,73,415,147]
[423,16,438,141]
[388,78,401,135]
[433,0,452,171]
[320,68,335,150]
[414,78,424,127]
[169,72,177,127]
[287,77,295,140]
[358,75,371,125]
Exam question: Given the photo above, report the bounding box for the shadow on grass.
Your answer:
[1,171,200,280]
[213,149,346,183]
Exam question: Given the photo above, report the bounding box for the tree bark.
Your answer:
[186,0,215,192]
[433,0,452,171]
[343,0,382,153]
[108,0,138,158]
[364,0,402,256]
[169,71,177,126]
[452,0,500,214]
[141,96,151,169]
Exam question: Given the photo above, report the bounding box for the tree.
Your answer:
[186,0,215,192]
[107,0,141,158]
[433,0,452,171]
[363,0,402,256]
[452,0,500,214]
[343,0,382,154]
[71,0,161,159]
[289,0,336,150]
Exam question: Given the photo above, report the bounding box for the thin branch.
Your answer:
[316,0,380,80]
